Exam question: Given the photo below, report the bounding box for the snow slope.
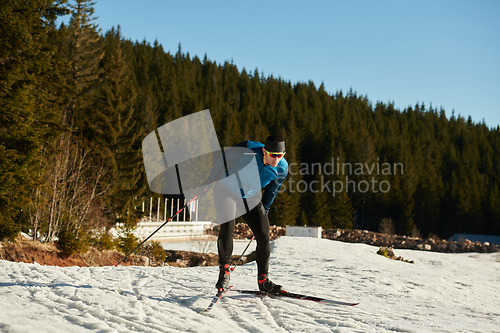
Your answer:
[0,237,499,333]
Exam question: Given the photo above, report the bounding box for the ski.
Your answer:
[205,286,232,312]
[230,289,359,307]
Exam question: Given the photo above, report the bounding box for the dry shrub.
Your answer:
[379,218,395,235]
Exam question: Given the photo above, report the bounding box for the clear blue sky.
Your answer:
[69,0,500,128]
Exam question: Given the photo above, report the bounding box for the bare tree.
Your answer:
[28,147,48,241]
[379,218,396,235]
[411,224,422,239]
[28,133,110,243]
[189,233,217,254]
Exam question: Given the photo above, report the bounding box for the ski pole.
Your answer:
[230,235,255,272]
[114,195,198,267]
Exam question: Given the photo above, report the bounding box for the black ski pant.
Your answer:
[215,186,270,276]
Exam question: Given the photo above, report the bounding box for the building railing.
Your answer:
[117,197,212,241]
[137,197,200,222]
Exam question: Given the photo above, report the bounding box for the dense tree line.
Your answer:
[1,1,499,249]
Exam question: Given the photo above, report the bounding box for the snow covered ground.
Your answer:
[1,236,499,333]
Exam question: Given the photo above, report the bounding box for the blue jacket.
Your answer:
[209,141,288,211]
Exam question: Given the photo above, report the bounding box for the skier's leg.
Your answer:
[215,217,234,289]
[242,202,270,275]
[217,219,235,266]
[243,202,282,293]
[214,185,237,289]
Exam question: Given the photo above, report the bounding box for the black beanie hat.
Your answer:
[264,135,285,152]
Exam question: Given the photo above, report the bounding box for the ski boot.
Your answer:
[215,264,231,290]
[258,273,283,294]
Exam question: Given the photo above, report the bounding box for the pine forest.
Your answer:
[1,1,500,253]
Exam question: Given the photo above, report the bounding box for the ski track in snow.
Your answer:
[1,237,499,332]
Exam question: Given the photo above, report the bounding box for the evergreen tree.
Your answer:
[332,191,354,229]
[413,152,443,237]
[36,0,107,245]
[93,27,144,224]
[61,0,103,129]
[0,0,68,239]
[310,182,331,228]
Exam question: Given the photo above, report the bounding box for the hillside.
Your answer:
[2,1,500,247]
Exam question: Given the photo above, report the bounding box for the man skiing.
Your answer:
[204,135,288,293]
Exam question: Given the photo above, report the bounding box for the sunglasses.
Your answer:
[265,150,286,159]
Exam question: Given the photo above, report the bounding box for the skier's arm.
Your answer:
[261,167,288,211]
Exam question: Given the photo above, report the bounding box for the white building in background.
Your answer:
[111,197,212,241]
[286,225,322,239]
[133,220,212,241]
